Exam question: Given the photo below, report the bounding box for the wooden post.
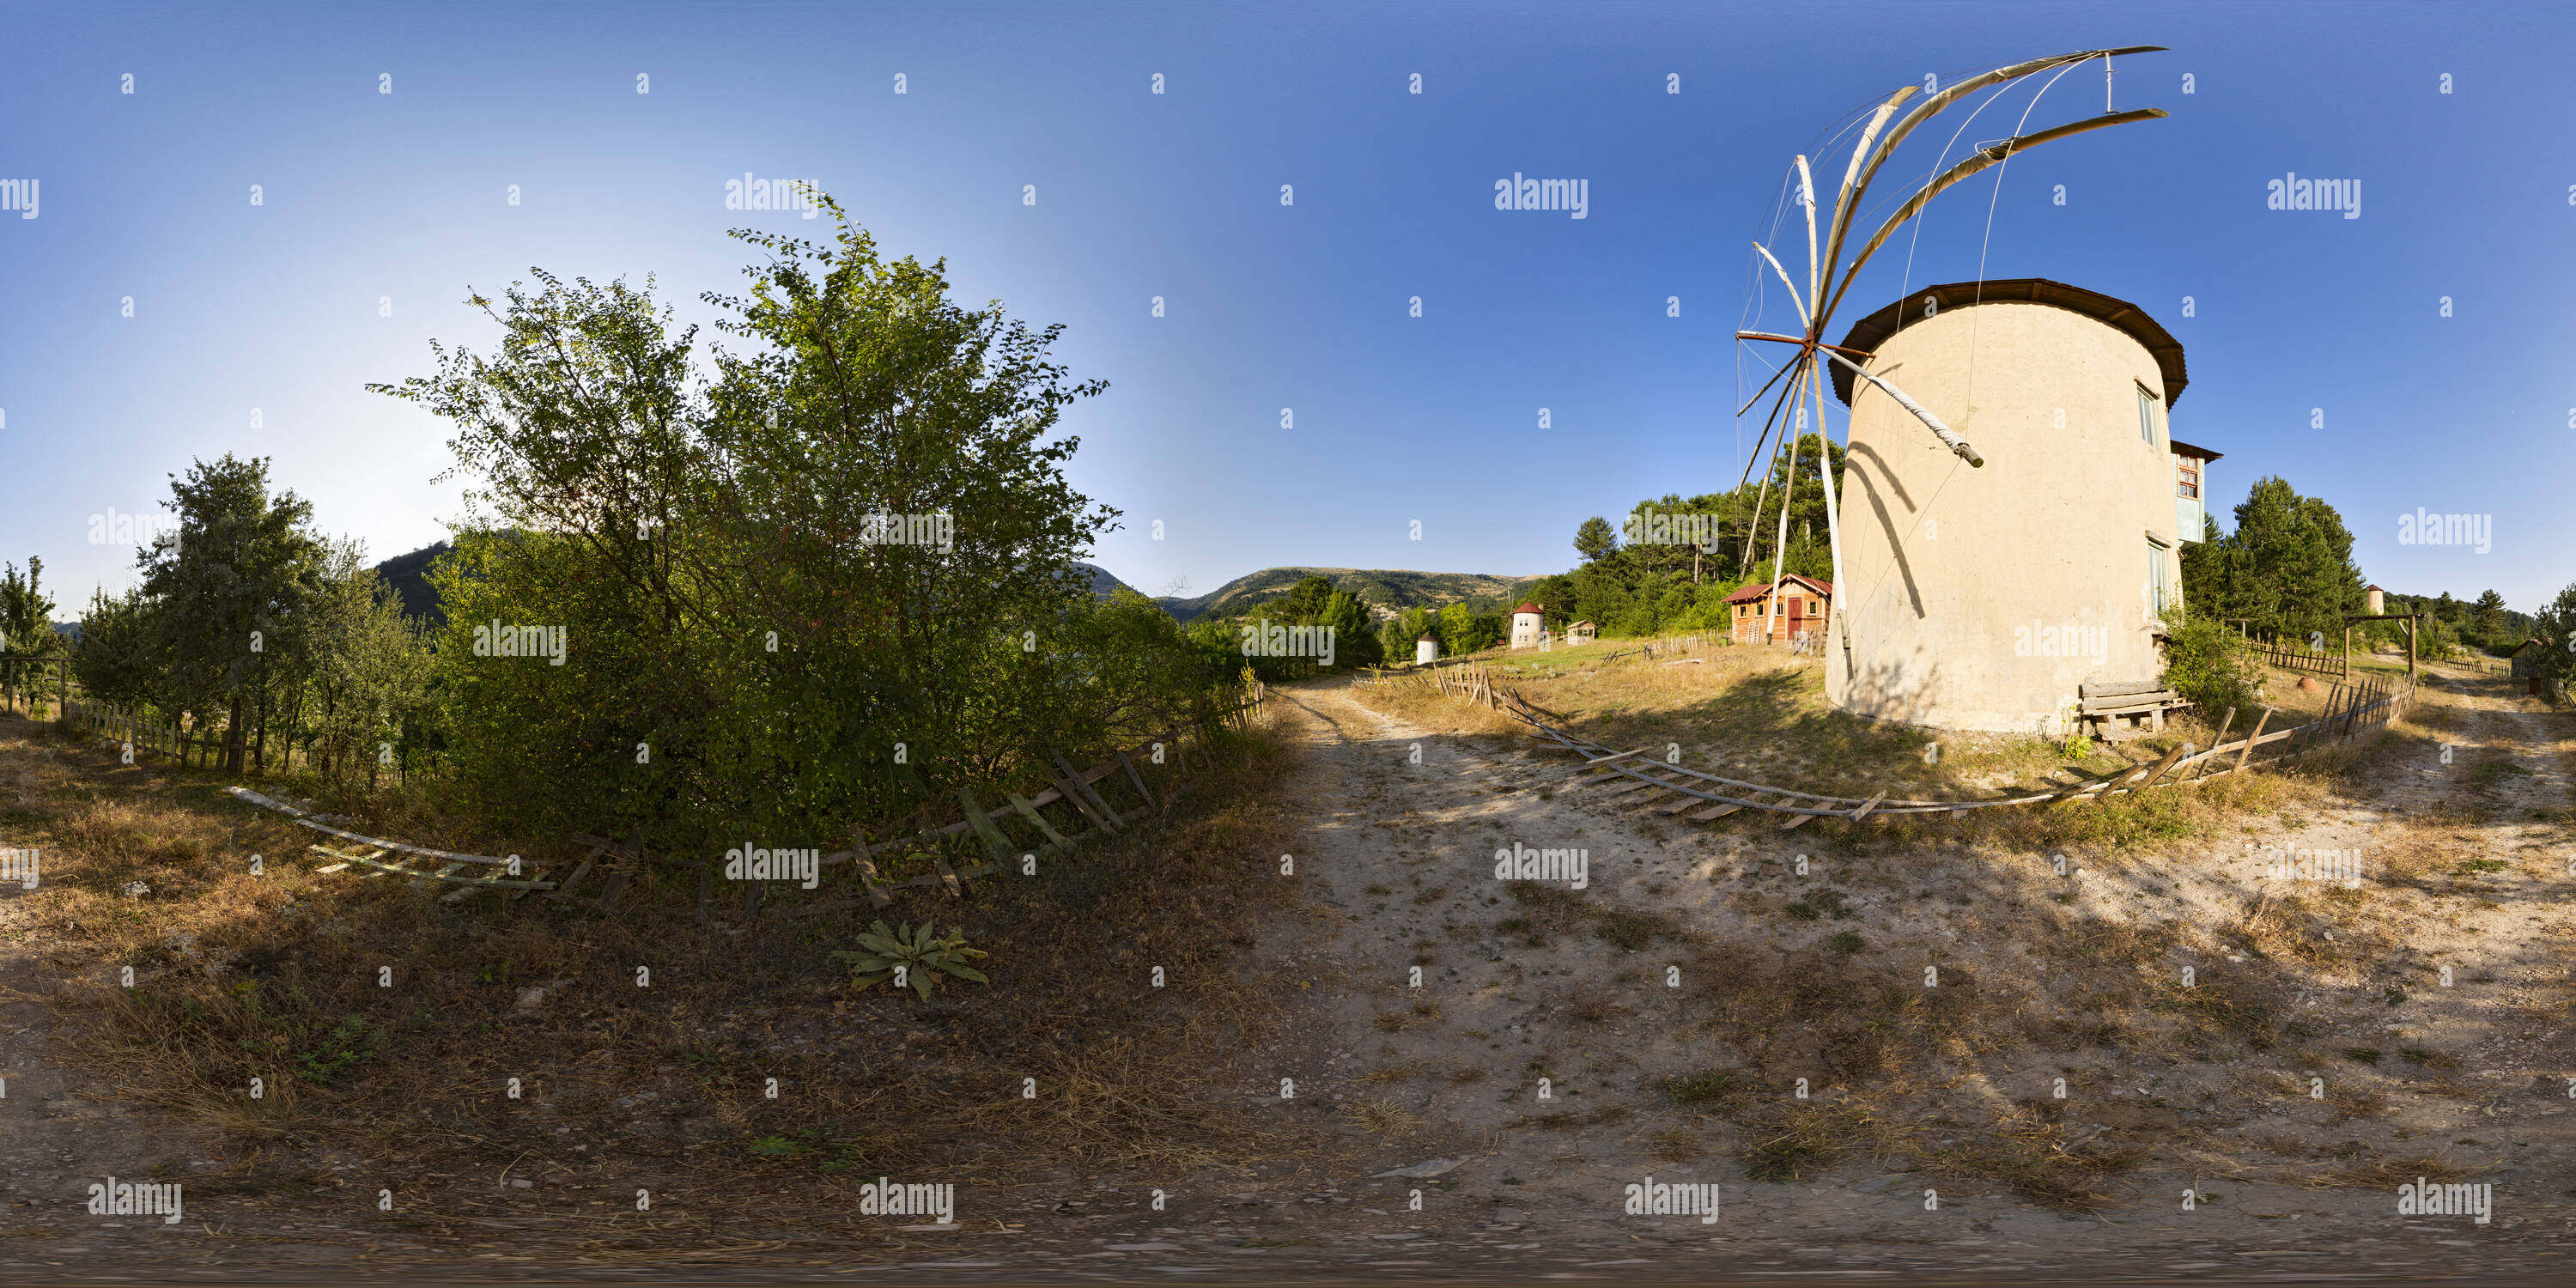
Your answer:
[2196,708,2235,781]
[2233,708,2272,776]
[2342,625,2352,681]
[2407,614,2417,678]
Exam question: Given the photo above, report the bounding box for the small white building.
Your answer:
[1510,601,1546,650]
[1415,634,1439,665]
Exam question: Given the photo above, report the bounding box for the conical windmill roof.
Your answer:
[1829,277,2188,409]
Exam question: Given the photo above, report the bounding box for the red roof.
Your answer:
[1512,602,1542,615]
[1724,575,1833,604]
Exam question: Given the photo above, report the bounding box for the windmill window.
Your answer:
[2136,384,2160,444]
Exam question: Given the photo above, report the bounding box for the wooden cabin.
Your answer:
[1726,574,1832,646]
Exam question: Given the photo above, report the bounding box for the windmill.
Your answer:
[1729,47,2168,681]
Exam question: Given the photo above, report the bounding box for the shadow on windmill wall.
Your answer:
[1844,440,1924,620]
[1833,639,1951,731]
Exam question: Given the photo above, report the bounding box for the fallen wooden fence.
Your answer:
[222,690,1270,920]
[1385,671,2415,827]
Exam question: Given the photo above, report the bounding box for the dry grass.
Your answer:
[0,708,1315,1236]
[1364,645,2371,858]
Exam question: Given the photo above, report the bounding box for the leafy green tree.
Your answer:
[377,200,1192,841]
[1572,516,1619,564]
[299,539,435,789]
[1436,602,1500,654]
[134,455,325,771]
[2178,475,2363,643]
[2472,589,2507,638]
[2528,581,2576,697]
[0,558,58,659]
[67,587,160,711]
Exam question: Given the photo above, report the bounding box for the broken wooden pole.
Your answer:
[2233,708,2273,776]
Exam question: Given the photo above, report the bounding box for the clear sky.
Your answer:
[3,1,2569,615]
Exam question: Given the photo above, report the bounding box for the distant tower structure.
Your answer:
[1416,634,1439,665]
[2366,584,2385,616]
[1510,602,1546,650]
[1826,279,2200,732]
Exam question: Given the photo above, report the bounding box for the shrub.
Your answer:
[2160,610,2261,718]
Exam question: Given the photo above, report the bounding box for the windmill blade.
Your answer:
[1795,154,1820,313]
[1735,353,1808,491]
[1750,241,1809,329]
[1821,107,2166,323]
[1816,46,2165,323]
[1734,345,1801,417]
[1819,87,1916,315]
[1819,347,1983,467]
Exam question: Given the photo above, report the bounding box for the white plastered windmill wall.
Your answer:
[1824,280,2189,732]
[1728,46,2171,735]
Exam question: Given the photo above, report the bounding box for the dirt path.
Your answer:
[1,676,2572,1283]
[1127,671,2576,1279]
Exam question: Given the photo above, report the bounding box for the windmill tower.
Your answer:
[1730,47,2171,732]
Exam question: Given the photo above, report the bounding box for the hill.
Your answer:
[373,543,1140,628]
[375,540,453,627]
[1157,567,1540,623]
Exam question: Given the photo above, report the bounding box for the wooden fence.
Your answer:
[66,699,218,765]
[0,656,68,720]
[1381,665,2415,826]
[2251,636,2345,677]
[222,682,1271,920]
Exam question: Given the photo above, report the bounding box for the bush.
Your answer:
[2160,610,2260,718]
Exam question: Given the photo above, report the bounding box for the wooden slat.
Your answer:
[958,787,1021,869]
[1050,750,1124,834]
[1116,748,1157,811]
[2129,742,2192,793]
[848,828,894,908]
[1007,794,1072,850]
[1850,791,1887,823]
[2233,708,2273,775]
[1046,766,1117,833]
[1688,792,1777,821]
[1589,779,1662,799]
[929,851,963,899]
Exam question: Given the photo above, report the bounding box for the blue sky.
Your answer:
[3,0,2570,614]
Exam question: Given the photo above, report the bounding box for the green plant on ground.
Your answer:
[834,920,991,999]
